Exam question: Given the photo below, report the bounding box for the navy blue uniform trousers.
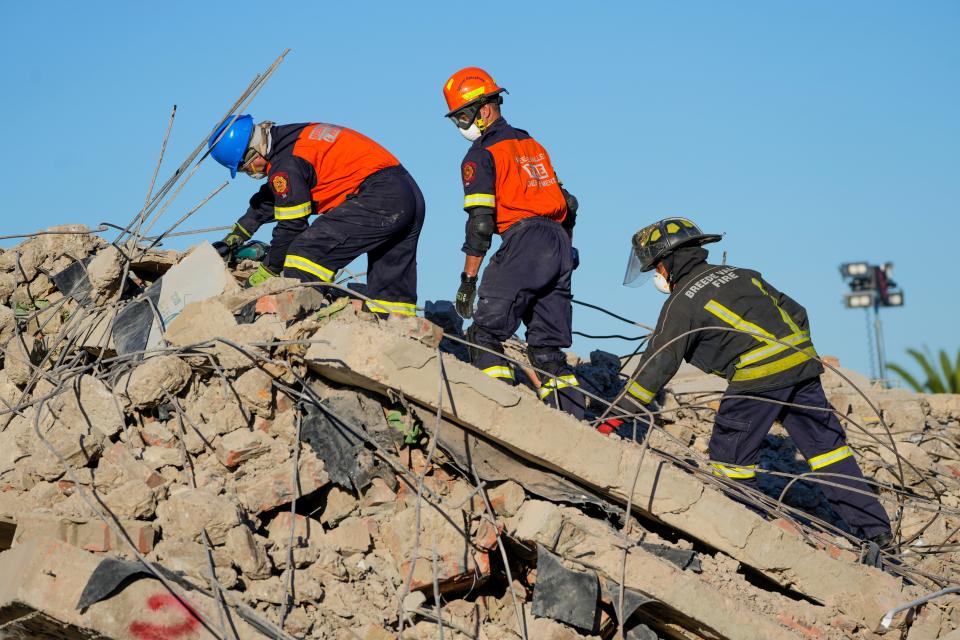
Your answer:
[282,166,425,314]
[711,377,891,538]
[470,217,585,420]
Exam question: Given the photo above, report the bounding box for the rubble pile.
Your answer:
[0,226,958,640]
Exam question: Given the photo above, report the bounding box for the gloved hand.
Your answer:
[455,272,478,319]
[213,224,248,261]
[246,263,277,288]
[571,247,580,270]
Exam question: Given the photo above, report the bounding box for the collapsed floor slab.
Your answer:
[0,537,268,639]
[305,315,912,629]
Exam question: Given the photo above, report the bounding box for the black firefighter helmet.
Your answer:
[623,217,722,287]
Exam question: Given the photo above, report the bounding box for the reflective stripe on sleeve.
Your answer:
[274,202,312,220]
[283,255,334,282]
[626,380,655,404]
[539,375,580,399]
[482,365,515,380]
[711,463,757,479]
[365,300,417,316]
[808,445,853,470]
[464,193,496,208]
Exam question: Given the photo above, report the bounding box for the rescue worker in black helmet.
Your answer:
[617,217,892,546]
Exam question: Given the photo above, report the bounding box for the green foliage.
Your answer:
[888,347,960,394]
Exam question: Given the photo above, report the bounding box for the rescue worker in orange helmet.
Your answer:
[443,67,585,420]
[208,116,425,316]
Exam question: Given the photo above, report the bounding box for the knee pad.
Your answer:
[528,346,567,375]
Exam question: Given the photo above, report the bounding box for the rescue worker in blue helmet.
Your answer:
[443,67,585,421]
[206,115,425,316]
[618,217,892,546]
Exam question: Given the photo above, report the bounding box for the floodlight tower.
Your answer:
[839,262,904,385]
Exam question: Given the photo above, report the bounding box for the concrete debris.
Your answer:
[0,233,958,639]
[115,354,191,407]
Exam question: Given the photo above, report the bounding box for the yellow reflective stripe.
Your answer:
[541,375,579,389]
[711,463,757,479]
[365,299,417,316]
[462,86,486,101]
[704,300,774,343]
[482,365,514,380]
[808,445,853,470]
[464,193,496,208]
[626,380,654,404]
[751,278,802,335]
[234,223,252,238]
[539,375,579,399]
[274,202,312,220]
[731,346,818,382]
[283,255,334,282]
[738,331,811,367]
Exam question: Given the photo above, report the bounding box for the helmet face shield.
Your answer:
[623,247,651,287]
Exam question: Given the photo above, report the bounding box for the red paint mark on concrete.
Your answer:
[129,593,200,640]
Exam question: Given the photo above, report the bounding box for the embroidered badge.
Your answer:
[462,161,477,186]
[271,172,289,197]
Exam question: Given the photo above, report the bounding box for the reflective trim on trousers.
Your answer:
[711,462,758,479]
[626,380,654,404]
[482,365,515,381]
[539,374,580,400]
[365,299,417,316]
[808,445,853,470]
[283,254,334,282]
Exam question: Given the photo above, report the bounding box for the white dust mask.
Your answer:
[459,123,482,142]
[653,272,671,294]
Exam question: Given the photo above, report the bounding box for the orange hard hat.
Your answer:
[443,67,507,116]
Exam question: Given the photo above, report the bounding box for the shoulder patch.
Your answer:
[462,161,477,186]
[271,171,290,198]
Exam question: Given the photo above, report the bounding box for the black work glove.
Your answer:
[571,247,580,271]
[455,272,478,319]
[213,224,247,262]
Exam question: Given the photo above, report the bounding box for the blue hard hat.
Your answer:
[207,114,254,178]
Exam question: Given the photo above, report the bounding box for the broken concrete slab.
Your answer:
[305,317,911,627]
[48,374,125,438]
[381,502,497,594]
[234,448,329,514]
[0,537,265,639]
[510,500,808,640]
[155,487,242,545]
[115,354,191,407]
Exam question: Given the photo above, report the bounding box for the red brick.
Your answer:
[777,613,826,640]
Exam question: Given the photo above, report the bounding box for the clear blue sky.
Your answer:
[2,1,957,382]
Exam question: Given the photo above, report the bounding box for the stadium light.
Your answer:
[839,261,905,386]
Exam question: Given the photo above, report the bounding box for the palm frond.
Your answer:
[907,348,946,394]
[887,362,924,393]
